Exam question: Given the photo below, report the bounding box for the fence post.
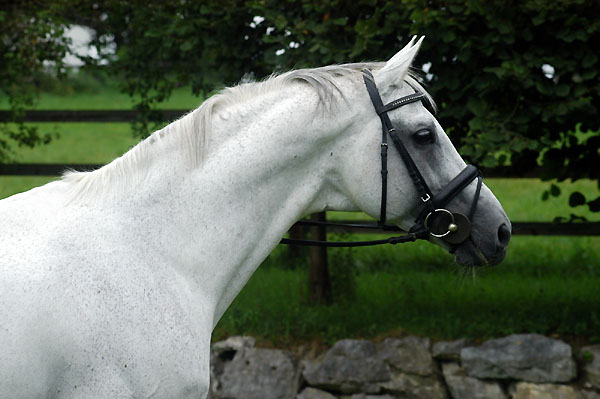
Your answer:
[309,212,331,304]
[287,223,305,260]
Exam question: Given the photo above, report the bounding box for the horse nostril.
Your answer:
[497,223,511,247]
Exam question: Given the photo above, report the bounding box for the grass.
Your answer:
[213,263,600,345]
[0,70,204,110]
[0,69,202,198]
[2,71,599,345]
[213,232,600,345]
[0,122,140,198]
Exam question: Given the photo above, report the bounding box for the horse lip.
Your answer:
[454,237,489,267]
[453,236,508,267]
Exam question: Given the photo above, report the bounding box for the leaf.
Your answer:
[573,85,587,97]
[275,15,287,30]
[484,66,505,79]
[531,14,545,26]
[468,118,484,131]
[568,213,587,223]
[466,98,486,116]
[481,155,497,168]
[581,69,597,79]
[497,22,512,34]
[538,83,556,97]
[442,31,456,43]
[180,41,194,52]
[308,43,320,53]
[589,197,600,212]
[582,52,598,68]
[510,138,527,152]
[556,84,570,97]
[542,191,549,201]
[569,192,586,207]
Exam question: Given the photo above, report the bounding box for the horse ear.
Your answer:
[375,36,424,86]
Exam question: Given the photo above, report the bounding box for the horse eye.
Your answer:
[412,129,435,145]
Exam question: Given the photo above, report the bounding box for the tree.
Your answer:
[406,0,600,216]
[66,0,269,136]
[0,0,70,161]
[3,0,599,216]
[242,0,600,217]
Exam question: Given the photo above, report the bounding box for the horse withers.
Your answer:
[0,38,510,398]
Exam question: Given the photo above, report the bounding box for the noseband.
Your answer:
[281,69,483,248]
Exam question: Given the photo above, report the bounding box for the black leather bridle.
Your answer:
[280,69,483,248]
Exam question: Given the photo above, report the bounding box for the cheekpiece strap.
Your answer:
[362,69,435,225]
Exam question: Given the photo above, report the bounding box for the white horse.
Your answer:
[0,38,510,398]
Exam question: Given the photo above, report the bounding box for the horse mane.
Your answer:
[62,62,434,202]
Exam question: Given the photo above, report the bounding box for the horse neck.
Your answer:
[125,82,357,326]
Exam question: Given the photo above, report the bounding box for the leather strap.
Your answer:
[381,93,425,114]
[469,175,483,220]
[380,122,389,225]
[363,69,434,222]
[433,165,480,209]
[279,219,427,247]
[280,234,420,247]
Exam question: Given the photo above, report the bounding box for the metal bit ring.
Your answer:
[424,208,456,238]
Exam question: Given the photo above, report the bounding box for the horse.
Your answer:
[0,37,510,398]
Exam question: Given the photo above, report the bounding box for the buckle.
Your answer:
[421,193,431,203]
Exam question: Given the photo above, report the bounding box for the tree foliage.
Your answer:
[406,0,600,216]
[2,0,599,215]
[243,0,600,216]
[0,0,70,161]
[66,0,271,135]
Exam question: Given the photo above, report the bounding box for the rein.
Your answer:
[280,69,482,248]
[280,219,427,247]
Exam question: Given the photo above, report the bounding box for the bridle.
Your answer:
[280,69,483,248]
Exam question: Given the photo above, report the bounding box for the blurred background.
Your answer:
[1,0,599,345]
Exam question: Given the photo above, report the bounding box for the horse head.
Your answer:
[336,37,511,266]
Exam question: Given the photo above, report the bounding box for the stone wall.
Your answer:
[208,334,600,399]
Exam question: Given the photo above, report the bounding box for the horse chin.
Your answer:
[453,238,507,267]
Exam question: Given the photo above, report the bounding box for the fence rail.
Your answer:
[0,109,189,123]
[0,163,102,176]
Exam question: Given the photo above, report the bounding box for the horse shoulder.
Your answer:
[1,183,212,397]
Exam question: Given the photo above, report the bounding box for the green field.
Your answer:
[2,72,599,345]
[0,70,204,110]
